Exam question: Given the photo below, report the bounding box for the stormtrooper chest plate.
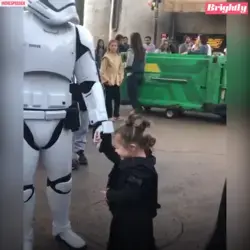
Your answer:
[23,12,77,111]
[24,13,76,80]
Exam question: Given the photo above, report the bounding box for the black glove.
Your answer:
[99,133,112,153]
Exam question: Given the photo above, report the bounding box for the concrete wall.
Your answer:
[83,0,226,47]
[76,0,84,25]
[111,0,174,46]
[83,0,111,43]
[175,13,226,34]
[112,0,154,40]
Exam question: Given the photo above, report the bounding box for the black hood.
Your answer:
[119,154,156,173]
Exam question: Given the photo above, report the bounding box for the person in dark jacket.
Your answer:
[205,181,226,250]
[188,34,209,55]
[95,39,106,69]
[115,34,127,53]
[126,32,146,114]
[96,114,160,250]
[123,36,130,51]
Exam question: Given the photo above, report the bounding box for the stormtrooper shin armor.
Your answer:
[24,1,113,249]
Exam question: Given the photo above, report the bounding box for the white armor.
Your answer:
[23,1,113,250]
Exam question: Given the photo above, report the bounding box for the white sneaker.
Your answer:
[55,228,87,249]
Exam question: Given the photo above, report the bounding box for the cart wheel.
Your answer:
[143,106,151,112]
[165,109,175,119]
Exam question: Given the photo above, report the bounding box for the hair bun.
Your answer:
[125,114,150,132]
[143,134,156,148]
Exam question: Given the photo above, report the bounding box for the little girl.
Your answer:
[95,114,160,250]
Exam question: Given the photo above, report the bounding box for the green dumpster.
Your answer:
[138,53,226,118]
[120,53,130,104]
[120,72,130,105]
[210,56,227,118]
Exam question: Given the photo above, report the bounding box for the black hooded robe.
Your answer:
[99,135,159,250]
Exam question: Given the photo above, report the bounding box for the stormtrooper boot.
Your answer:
[47,184,87,249]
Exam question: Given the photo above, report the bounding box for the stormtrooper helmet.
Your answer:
[27,0,79,25]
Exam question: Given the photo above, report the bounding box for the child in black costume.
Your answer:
[96,114,160,250]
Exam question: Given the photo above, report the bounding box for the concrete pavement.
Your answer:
[34,108,226,250]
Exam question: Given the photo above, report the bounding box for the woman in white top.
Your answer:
[155,39,172,53]
[189,35,212,55]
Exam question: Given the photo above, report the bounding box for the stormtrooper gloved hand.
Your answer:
[92,120,114,150]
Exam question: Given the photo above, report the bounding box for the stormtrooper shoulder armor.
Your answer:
[75,25,96,60]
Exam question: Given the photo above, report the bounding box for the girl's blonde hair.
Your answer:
[158,38,170,52]
[107,39,118,52]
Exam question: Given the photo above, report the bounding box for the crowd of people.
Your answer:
[143,34,213,55]
[97,33,146,118]
[143,34,226,56]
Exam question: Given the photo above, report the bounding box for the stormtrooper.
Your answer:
[23,1,113,249]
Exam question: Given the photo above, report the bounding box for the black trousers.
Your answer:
[107,213,156,250]
[127,73,143,110]
[105,85,120,118]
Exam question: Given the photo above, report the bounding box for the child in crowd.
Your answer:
[100,39,124,121]
[95,114,160,250]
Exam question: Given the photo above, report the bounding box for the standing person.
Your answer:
[188,34,210,55]
[115,34,126,53]
[71,77,89,170]
[126,32,146,114]
[143,36,155,53]
[100,39,124,120]
[155,38,173,53]
[95,39,106,69]
[179,35,192,54]
[123,36,130,51]
[207,43,212,56]
[96,114,160,250]
[191,35,201,51]
[189,35,211,55]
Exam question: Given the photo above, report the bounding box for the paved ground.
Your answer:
[34,108,226,250]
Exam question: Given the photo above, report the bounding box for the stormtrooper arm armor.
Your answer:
[74,25,113,134]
